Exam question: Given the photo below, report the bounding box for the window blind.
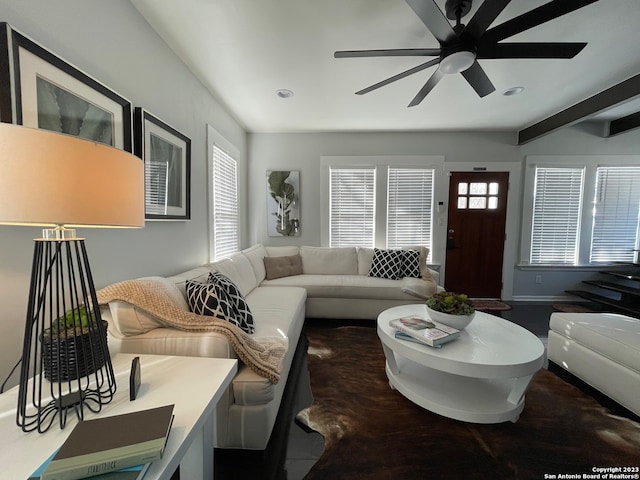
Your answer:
[212,145,239,260]
[329,167,375,247]
[387,167,434,256]
[590,166,640,263]
[530,167,584,264]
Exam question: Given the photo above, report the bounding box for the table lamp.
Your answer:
[0,123,144,432]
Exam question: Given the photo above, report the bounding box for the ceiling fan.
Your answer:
[334,0,599,107]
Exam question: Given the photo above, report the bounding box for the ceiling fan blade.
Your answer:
[408,68,444,107]
[477,42,587,59]
[482,0,599,44]
[335,48,440,58]
[405,0,457,45]
[462,0,511,42]
[460,61,495,97]
[356,58,440,95]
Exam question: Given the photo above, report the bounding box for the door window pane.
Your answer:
[469,197,487,209]
[470,182,487,195]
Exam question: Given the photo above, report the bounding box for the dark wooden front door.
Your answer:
[444,171,509,298]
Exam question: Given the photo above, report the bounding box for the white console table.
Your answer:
[0,353,237,479]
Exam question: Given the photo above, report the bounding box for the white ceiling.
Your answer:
[130,0,640,135]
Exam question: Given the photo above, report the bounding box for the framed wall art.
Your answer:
[0,23,132,151]
[266,170,300,236]
[134,108,191,220]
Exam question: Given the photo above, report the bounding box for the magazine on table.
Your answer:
[389,316,460,348]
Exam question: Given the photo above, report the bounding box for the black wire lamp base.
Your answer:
[16,229,117,433]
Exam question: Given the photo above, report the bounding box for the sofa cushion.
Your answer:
[185,279,234,322]
[401,277,438,299]
[357,247,375,275]
[212,253,258,297]
[231,285,306,406]
[399,249,421,278]
[549,312,640,373]
[369,248,402,279]
[209,272,255,334]
[242,243,268,284]
[166,266,214,298]
[262,274,418,301]
[263,254,303,280]
[300,246,358,275]
[404,245,432,280]
[266,246,300,257]
[106,276,188,337]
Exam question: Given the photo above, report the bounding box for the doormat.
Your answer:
[301,323,640,479]
[471,299,512,311]
[553,303,597,313]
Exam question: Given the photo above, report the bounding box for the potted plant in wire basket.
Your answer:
[425,291,476,330]
[40,305,108,382]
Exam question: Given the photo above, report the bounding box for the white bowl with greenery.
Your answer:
[425,292,475,330]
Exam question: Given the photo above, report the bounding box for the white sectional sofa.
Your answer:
[100,243,438,451]
[548,312,640,417]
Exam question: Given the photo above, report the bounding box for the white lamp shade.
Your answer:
[0,123,144,228]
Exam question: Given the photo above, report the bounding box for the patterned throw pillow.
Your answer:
[185,280,234,322]
[368,248,402,280]
[400,249,421,278]
[209,272,255,334]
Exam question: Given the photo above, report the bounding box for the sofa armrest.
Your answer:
[107,326,238,360]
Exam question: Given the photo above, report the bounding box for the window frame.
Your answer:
[521,155,640,267]
[207,125,241,261]
[320,155,444,255]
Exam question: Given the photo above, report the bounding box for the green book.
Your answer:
[41,404,174,480]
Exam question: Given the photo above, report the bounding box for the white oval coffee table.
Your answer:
[377,304,545,423]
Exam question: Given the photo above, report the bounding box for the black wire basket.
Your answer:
[40,320,108,382]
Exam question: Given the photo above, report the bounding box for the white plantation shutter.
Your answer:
[329,167,375,247]
[387,168,434,255]
[530,167,584,264]
[590,166,640,263]
[212,145,239,260]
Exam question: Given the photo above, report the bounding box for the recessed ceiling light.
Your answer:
[276,89,294,99]
[503,86,525,96]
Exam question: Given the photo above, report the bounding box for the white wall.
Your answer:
[247,124,640,301]
[0,0,247,388]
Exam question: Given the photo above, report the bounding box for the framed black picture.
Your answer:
[134,108,191,220]
[0,23,132,151]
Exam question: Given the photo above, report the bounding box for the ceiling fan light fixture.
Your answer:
[439,50,476,74]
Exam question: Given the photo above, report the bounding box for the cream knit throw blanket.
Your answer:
[96,279,287,384]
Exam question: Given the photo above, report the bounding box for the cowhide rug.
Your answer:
[299,322,640,480]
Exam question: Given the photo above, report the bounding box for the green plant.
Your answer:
[46,305,95,337]
[426,291,475,316]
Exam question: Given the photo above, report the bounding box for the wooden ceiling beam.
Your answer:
[517,73,640,145]
[608,111,640,137]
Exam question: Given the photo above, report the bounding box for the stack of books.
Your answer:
[390,316,460,348]
[31,404,175,480]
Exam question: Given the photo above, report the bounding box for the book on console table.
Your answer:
[40,404,174,480]
[390,316,460,348]
[29,451,150,480]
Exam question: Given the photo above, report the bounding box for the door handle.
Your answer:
[447,229,455,250]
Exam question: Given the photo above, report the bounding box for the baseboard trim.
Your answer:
[510,295,591,303]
